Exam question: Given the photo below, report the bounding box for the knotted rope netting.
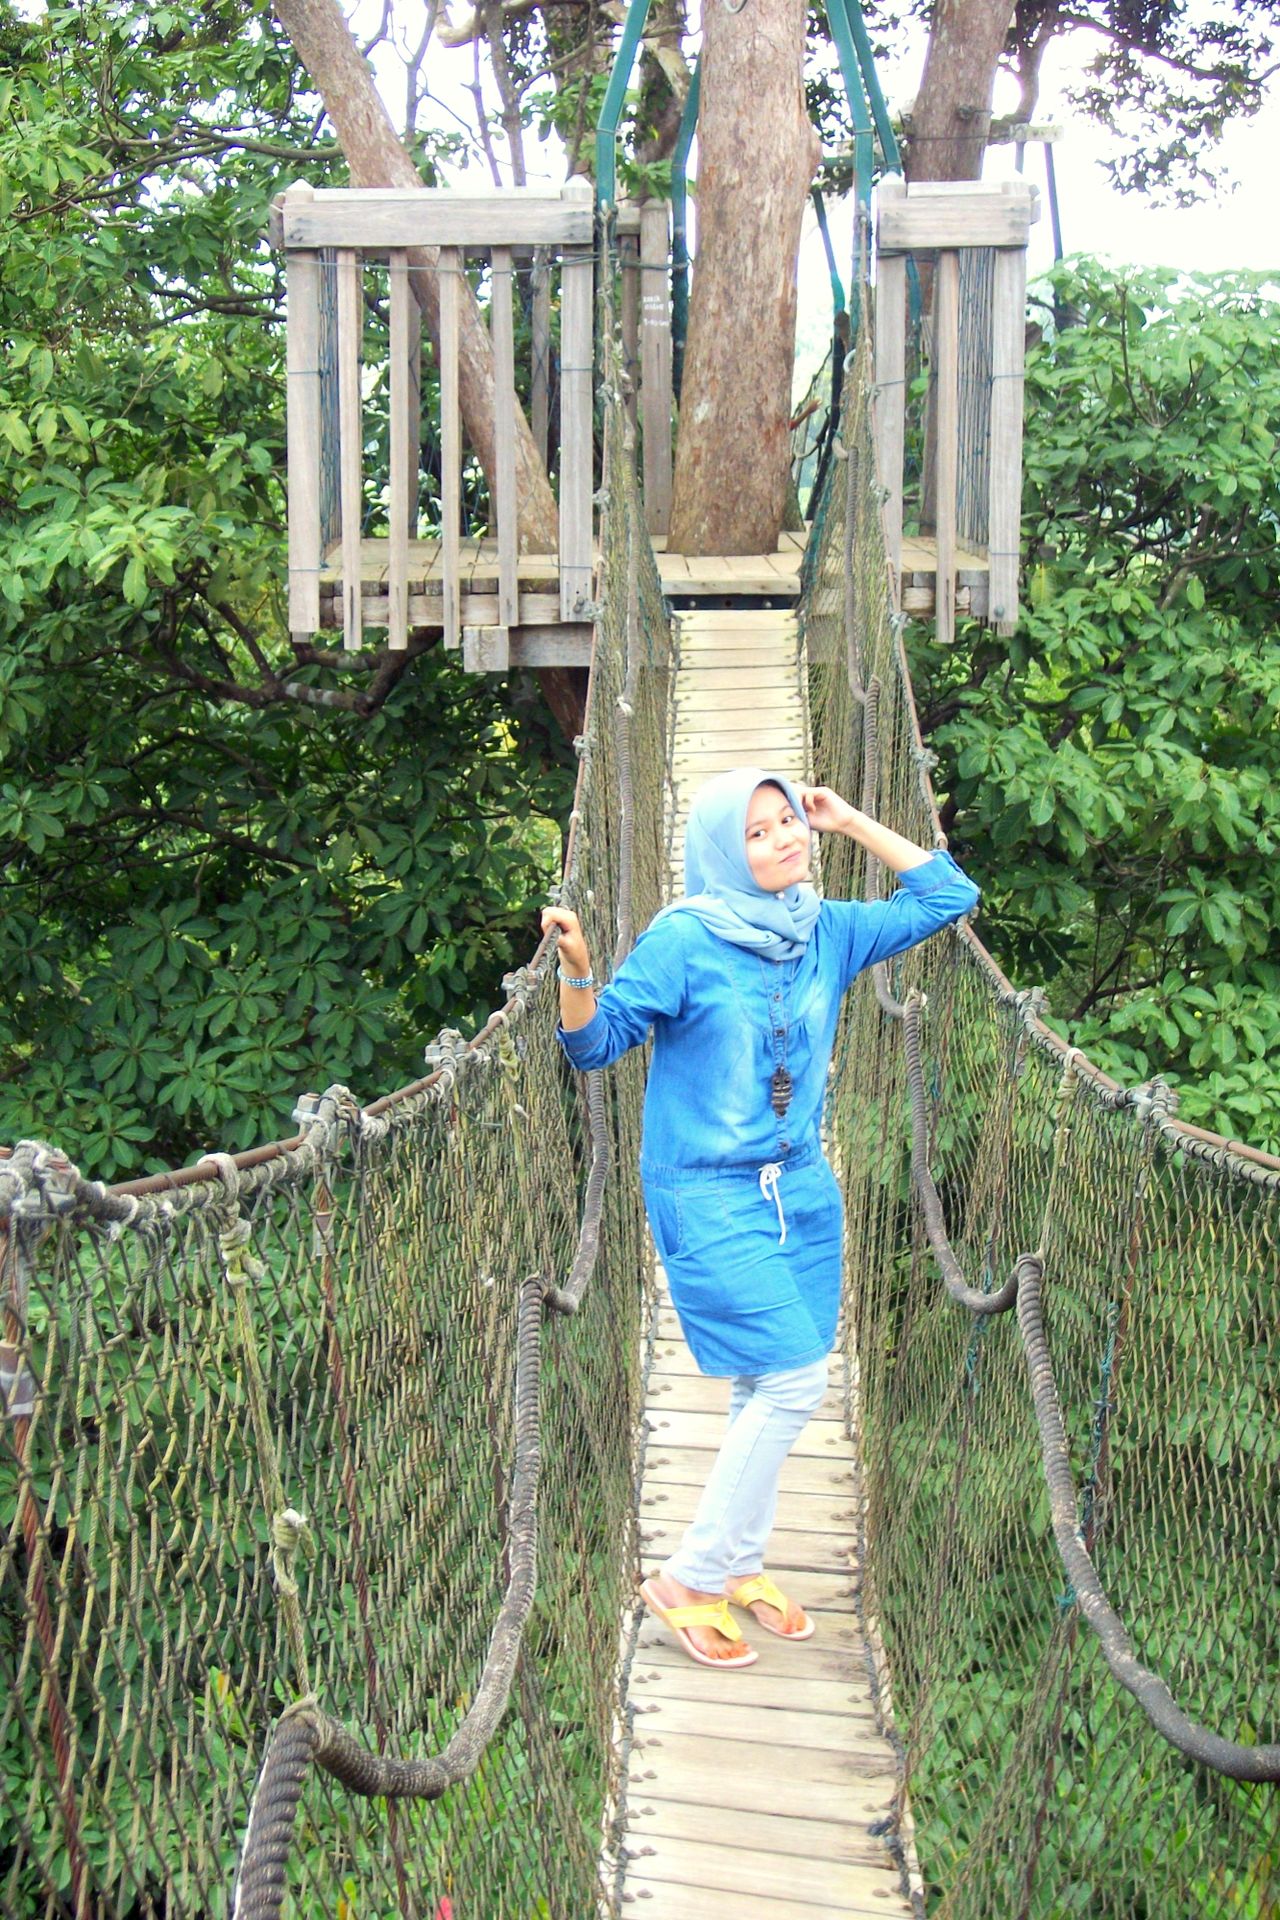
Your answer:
[805,320,1280,1918]
[0,267,672,1920]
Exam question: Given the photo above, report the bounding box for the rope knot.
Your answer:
[218,1215,265,1287]
[318,1085,364,1138]
[271,1508,316,1599]
[1132,1076,1179,1123]
[1,1141,91,1318]
[203,1151,243,1201]
[103,1194,141,1240]
[500,964,539,1008]
[424,1029,470,1098]
[4,1140,84,1228]
[29,1143,82,1215]
[272,1507,315,1555]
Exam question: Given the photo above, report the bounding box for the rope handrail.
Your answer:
[890,986,1280,1779]
[232,1271,548,1920]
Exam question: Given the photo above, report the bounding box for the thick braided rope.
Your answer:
[232,1270,547,1918]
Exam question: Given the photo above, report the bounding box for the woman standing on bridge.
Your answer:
[542,769,977,1668]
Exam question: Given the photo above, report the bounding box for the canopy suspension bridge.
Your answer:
[2,159,1279,1920]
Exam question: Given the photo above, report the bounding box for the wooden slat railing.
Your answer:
[873,178,1037,640]
[271,179,595,658]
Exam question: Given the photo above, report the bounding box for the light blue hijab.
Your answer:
[653,767,820,962]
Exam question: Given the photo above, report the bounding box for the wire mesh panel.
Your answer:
[0,281,673,1920]
[954,247,993,554]
[802,320,1280,1918]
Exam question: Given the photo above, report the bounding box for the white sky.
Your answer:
[401,7,1278,271]
[364,2,1280,298]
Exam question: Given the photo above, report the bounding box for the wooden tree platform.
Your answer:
[314,528,988,657]
[610,606,917,1919]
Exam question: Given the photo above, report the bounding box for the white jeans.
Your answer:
[664,1357,829,1592]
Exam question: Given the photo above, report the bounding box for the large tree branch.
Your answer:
[483,0,529,184]
[436,0,542,49]
[189,591,443,718]
[402,2,442,140]
[1157,504,1216,611]
[1013,5,1061,123]
[468,30,507,185]
[107,130,343,161]
[906,0,1013,182]
[59,805,307,870]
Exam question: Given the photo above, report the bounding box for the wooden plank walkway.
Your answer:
[612,605,916,1919]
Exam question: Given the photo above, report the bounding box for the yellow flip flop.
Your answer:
[640,1579,760,1669]
[724,1572,816,1641]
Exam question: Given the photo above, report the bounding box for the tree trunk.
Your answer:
[907,0,1010,183]
[272,0,585,735]
[665,0,818,555]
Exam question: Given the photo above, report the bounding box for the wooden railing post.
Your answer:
[530,247,551,467]
[639,198,673,538]
[873,180,907,605]
[988,184,1030,636]
[387,248,419,651]
[558,177,595,622]
[617,205,641,436]
[933,249,960,649]
[490,243,518,664]
[336,248,364,652]
[438,244,462,651]
[282,182,322,639]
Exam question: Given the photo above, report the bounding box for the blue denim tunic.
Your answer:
[558,850,978,1372]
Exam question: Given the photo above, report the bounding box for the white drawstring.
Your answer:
[758,1162,787,1245]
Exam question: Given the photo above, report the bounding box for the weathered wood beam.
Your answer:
[273,187,594,249]
[877,179,1039,253]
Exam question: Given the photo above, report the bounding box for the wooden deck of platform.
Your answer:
[611,606,915,1920]
[317,529,987,634]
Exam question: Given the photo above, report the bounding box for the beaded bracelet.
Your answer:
[557,967,595,990]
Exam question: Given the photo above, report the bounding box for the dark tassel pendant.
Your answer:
[770,1065,793,1119]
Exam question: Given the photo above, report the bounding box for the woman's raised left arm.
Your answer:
[798,784,979,982]
[798,785,933,872]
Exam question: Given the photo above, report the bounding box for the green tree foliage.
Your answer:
[0,1,571,1178]
[916,261,1280,1150]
